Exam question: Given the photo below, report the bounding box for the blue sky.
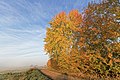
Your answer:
[0,0,98,68]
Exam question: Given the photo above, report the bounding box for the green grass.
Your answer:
[0,68,52,80]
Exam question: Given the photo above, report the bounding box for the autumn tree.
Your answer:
[78,0,120,76]
[44,10,82,71]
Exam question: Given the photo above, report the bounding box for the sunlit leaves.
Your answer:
[44,10,82,70]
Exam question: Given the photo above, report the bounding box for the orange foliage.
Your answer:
[44,0,120,77]
[47,59,52,68]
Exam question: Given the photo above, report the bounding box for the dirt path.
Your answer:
[40,69,79,80]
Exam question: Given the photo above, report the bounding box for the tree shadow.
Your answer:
[55,73,68,80]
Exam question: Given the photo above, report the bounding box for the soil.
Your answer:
[40,69,80,80]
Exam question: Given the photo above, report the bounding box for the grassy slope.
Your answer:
[0,68,52,80]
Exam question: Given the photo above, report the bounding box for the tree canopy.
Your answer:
[44,0,120,78]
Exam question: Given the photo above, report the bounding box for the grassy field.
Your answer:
[0,68,51,80]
